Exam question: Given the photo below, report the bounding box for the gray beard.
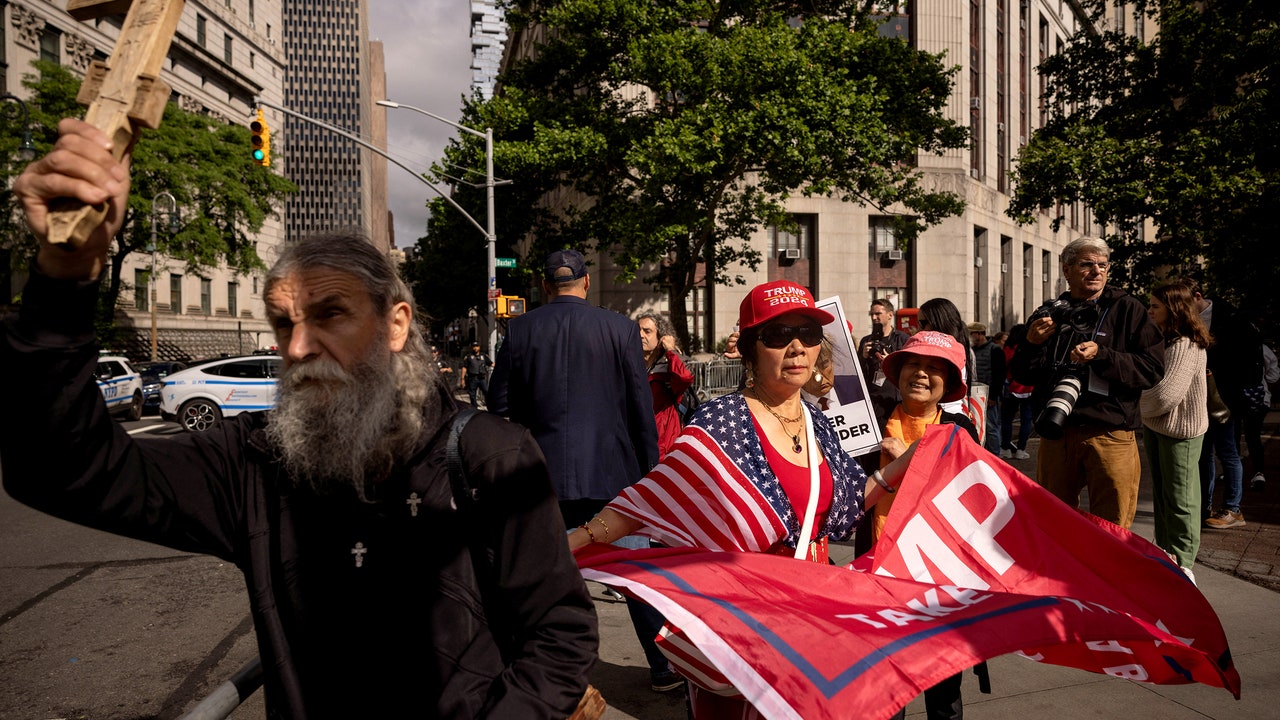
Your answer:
[266,344,440,501]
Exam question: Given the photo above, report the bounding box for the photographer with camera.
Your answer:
[859,298,912,429]
[1010,237,1165,529]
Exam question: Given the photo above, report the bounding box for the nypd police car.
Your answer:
[159,355,282,432]
[96,355,144,421]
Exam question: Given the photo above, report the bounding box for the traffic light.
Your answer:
[496,296,526,318]
[250,109,270,166]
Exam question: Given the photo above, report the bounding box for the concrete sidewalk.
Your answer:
[587,416,1280,719]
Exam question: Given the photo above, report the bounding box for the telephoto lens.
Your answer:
[1034,373,1085,439]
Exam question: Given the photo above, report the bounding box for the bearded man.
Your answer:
[1,120,597,718]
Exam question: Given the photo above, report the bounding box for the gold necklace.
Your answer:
[751,388,804,453]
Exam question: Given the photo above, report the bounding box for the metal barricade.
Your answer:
[688,359,743,400]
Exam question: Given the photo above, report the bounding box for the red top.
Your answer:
[751,414,833,544]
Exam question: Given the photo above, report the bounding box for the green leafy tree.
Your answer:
[1008,1,1280,321]
[1,62,297,336]
[418,1,967,350]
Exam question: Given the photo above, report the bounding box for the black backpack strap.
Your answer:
[443,407,515,659]
[446,407,480,508]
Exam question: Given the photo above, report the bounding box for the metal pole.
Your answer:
[485,127,497,360]
[149,192,176,362]
[255,98,492,239]
[150,235,158,362]
[176,656,263,720]
[376,100,504,361]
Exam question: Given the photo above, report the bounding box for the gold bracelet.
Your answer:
[579,523,597,544]
[591,516,610,543]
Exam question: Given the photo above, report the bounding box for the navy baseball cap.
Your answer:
[544,249,588,284]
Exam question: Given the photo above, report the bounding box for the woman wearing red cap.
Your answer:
[567,280,911,717]
[873,330,979,720]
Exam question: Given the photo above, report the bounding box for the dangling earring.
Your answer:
[744,365,755,388]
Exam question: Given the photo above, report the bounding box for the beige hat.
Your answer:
[967,322,987,334]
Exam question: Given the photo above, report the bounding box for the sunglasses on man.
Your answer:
[758,323,824,349]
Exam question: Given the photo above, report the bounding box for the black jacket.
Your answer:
[1203,298,1263,408]
[1010,285,1165,430]
[858,328,912,429]
[2,272,597,719]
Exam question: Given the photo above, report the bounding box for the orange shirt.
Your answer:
[872,405,942,541]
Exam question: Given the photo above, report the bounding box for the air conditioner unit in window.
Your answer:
[783,248,801,260]
[970,97,981,109]
[1001,262,1009,273]
[1024,266,1032,278]
[975,256,984,268]
[883,249,904,261]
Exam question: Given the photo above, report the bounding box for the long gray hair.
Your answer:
[265,231,442,496]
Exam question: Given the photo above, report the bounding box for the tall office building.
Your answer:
[282,0,388,251]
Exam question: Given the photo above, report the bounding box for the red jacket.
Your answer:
[648,350,695,458]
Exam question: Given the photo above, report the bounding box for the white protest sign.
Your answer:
[803,296,882,457]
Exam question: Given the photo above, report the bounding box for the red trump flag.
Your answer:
[577,424,1240,719]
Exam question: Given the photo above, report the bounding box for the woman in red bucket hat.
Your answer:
[874,330,981,720]
[566,279,916,718]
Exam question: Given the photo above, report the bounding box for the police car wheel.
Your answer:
[127,391,143,421]
[179,399,222,432]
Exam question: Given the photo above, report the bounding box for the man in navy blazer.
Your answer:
[489,249,660,526]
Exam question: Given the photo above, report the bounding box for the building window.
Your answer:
[170,274,183,314]
[135,269,148,311]
[224,34,232,64]
[228,281,238,318]
[250,0,256,25]
[769,215,813,259]
[201,278,212,315]
[969,0,983,178]
[869,216,897,256]
[197,14,206,47]
[250,51,255,69]
[39,27,61,64]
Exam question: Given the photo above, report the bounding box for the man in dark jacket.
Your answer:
[969,321,1007,454]
[1011,237,1165,529]
[488,249,660,523]
[859,297,912,430]
[2,120,597,719]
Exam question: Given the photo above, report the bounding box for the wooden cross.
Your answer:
[406,492,422,517]
[47,0,186,248]
[351,542,367,568]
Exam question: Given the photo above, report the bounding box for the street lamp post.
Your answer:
[376,100,499,361]
[150,192,177,362]
[0,93,37,163]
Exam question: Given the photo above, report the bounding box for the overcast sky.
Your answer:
[369,2,475,249]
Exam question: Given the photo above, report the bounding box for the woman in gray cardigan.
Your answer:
[1140,280,1213,582]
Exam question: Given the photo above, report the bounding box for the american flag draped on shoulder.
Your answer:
[608,392,865,552]
[578,424,1241,719]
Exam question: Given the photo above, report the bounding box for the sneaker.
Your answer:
[1000,448,1013,459]
[1205,508,1247,529]
[1014,449,1031,460]
[1181,566,1197,586]
[1251,473,1266,491]
[650,670,686,693]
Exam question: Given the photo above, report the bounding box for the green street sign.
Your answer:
[496,257,517,268]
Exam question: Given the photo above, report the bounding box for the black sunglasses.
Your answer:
[758,323,824,349]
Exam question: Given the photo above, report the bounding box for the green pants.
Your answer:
[1143,428,1205,569]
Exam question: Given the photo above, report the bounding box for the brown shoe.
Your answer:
[1205,508,1246,529]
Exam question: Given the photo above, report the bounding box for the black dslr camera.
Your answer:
[1029,298,1102,439]
[1028,298,1100,335]
[869,322,891,357]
